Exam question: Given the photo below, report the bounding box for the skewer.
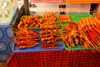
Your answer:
[91,30,100,47]
[89,29,100,50]
[72,46,74,52]
[87,43,95,53]
[84,36,100,52]
[69,38,74,52]
[82,46,86,52]
[74,34,82,51]
[78,17,100,52]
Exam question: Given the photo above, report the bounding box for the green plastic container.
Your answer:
[61,14,94,51]
[19,15,43,29]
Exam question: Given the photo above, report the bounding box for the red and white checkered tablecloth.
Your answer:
[7,50,100,67]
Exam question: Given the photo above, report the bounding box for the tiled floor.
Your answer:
[0,63,7,67]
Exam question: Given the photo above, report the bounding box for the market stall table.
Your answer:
[7,50,100,67]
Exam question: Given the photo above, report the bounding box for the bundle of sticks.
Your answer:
[40,22,58,49]
[15,28,39,49]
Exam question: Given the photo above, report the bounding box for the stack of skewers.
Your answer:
[61,17,100,52]
[40,13,58,49]
[61,23,90,51]
[15,28,39,49]
[18,15,45,28]
[77,17,100,51]
[60,15,71,23]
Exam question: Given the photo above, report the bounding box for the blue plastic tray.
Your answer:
[12,29,64,53]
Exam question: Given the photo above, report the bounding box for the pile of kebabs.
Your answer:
[61,23,90,50]
[40,13,58,49]
[15,28,39,49]
[18,15,44,28]
[18,13,57,29]
[61,17,100,52]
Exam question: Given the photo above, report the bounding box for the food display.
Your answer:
[15,28,39,49]
[13,12,65,52]
[15,13,100,52]
[60,15,71,23]
[61,16,100,51]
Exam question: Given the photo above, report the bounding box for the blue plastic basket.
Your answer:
[12,29,64,53]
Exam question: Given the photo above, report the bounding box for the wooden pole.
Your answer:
[24,0,30,15]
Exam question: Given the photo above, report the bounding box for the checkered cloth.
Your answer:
[7,50,100,67]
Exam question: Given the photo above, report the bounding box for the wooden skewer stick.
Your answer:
[72,46,74,52]
[78,18,98,50]
[83,28,99,51]
[82,46,86,53]
[40,34,61,37]
[87,43,95,53]
[94,39,100,47]
[92,42,100,52]
[88,31,100,50]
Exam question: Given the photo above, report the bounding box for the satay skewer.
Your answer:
[78,19,99,51]
[74,34,82,51]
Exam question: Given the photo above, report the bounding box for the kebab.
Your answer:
[61,23,81,51]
